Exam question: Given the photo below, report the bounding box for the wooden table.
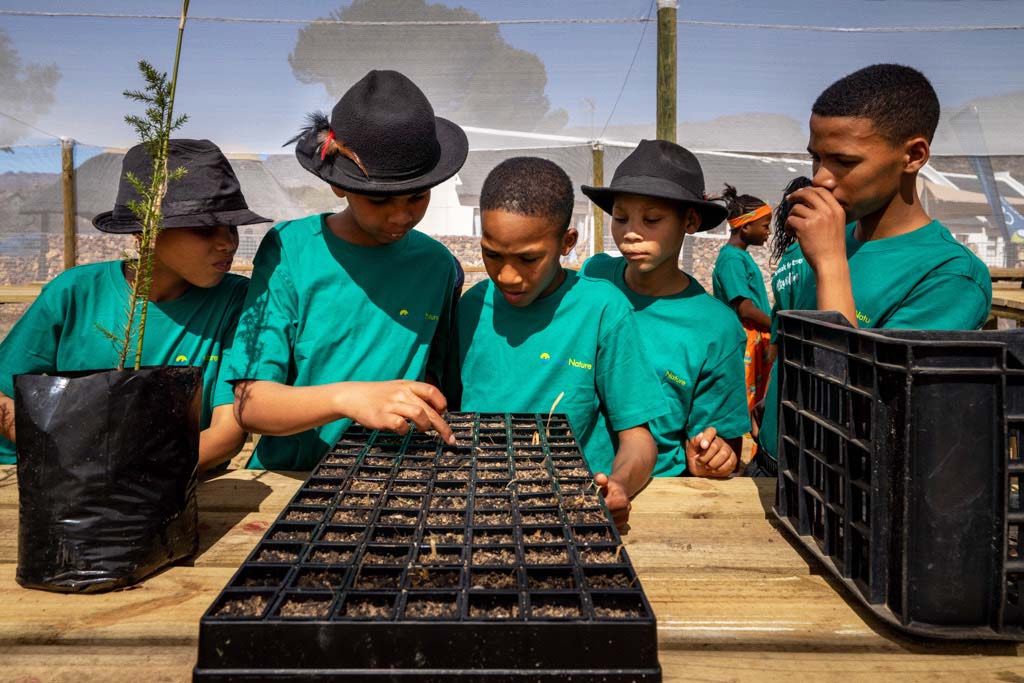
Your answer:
[0,466,1020,681]
[991,285,1024,325]
[0,284,42,304]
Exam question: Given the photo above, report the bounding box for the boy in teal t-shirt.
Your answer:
[753,64,993,473]
[452,157,665,529]
[225,70,466,470]
[0,139,269,470]
[581,140,750,477]
[584,254,749,476]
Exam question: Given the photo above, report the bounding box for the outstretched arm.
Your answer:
[198,404,248,472]
[594,424,657,531]
[234,379,455,444]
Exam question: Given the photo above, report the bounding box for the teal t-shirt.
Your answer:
[712,244,771,316]
[0,261,247,463]
[224,213,458,470]
[759,220,993,460]
[584,254,750,476]
[454,269,666,475]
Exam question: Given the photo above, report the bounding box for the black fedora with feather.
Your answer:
[290,70,468,196]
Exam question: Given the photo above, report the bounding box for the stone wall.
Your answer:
[687,237,776,305]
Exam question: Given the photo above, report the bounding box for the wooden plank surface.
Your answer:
[0,284,42,304]
[1,466,1020,682]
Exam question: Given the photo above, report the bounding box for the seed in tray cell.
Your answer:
[385,496,423,509]
[308,548,355,564]
[520,511,560,525]
[429,496,467,510]
[470,570,517,590]
[522,528,562,544]
[436,470,470,481]
[517,481,554,494]
[349,480,386,493]
[404,597,458,619]
[332,509,372,524]
[578,546,624,565]
[567,508,607,524]
[338,494,379,508]
[530,597,582,619]
[473,530,513,545]
[519,495,558,508]
[343,599,393,618]
[214,594,268,618]
[523,546,569,564]
[556,467,591,478]
[255,548,298,563]
[378,510,419,525]
[283,509,324,522]
[425,511,464,526]
[423,529,464,544]
[408,567,461,589]
[472,547,516,565]
[474,511,512,525]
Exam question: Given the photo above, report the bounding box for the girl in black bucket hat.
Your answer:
[581,139,752,478]
[223,70,465,471]
[0,139,271,471]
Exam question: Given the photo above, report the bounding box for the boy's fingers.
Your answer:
[407,381,449,413]
[690,426,717,451]
[697,439,722,465]
[705,445,733,471]
[396,398,453,444]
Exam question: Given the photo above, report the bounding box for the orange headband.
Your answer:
[727,203,772,229]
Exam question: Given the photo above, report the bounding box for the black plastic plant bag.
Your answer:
[14,365,202,593]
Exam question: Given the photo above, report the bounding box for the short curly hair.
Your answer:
[480,157,574,233]
[812,64,940,145]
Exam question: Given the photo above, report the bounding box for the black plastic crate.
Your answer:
[195,413,660,681]
[773,311,1024,640]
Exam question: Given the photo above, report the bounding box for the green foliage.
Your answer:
[114,58,188,370]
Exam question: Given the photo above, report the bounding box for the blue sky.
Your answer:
[1,0,1023,167]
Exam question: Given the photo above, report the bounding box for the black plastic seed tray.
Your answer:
[194,413,660,681]
[773,311,1024,640]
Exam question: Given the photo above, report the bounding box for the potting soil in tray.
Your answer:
[194,413,660,682]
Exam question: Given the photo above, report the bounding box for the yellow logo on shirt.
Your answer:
[174,354,189,363]
[425,312,439,321]
[568,358,593,371]
[665,369,688,387]
[540,353,551,362]
[206,355,219,362]
[856,310,872,324]
[399,309,409,316]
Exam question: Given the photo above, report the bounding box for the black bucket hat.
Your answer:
[581,139,728,231]
[93,139,271,233]
[291,69,469,196]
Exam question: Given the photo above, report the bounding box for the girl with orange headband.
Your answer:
[710,185,773,425]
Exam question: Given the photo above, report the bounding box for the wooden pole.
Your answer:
[592,143,604,255]
[60,137,77,270]
[656,0,678,142]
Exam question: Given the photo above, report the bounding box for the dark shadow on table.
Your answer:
[186,469,310,561]
[739,475,1023,658]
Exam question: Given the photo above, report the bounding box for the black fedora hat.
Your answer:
[291,70,468,196]
[93,139,271,234]
[581,139,728,232]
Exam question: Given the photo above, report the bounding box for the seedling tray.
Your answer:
[774,311,1024,640]
[194,413,660,681]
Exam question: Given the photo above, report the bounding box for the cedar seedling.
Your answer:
[104,1,191,370]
